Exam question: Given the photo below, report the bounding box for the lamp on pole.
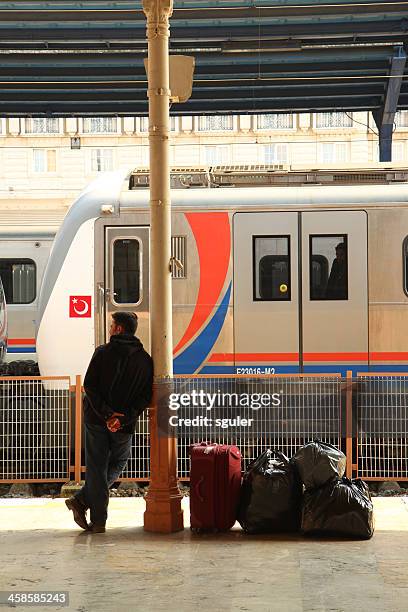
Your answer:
[142,0,183,533]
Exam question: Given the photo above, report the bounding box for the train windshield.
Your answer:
[0,275,7,362]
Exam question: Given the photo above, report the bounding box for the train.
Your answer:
[0,209,65,368]
[0,276,7,362]
[32,165,408,382]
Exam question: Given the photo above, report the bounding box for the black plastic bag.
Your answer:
[291,439,346,490]
[301,477,374,539]
[238,449,302,533]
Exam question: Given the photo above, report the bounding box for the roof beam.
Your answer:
[0,95,385,116]
[0,2,406,117]
[0,19,405,43]
[373,45,407,162]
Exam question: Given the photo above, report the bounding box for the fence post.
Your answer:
[74,375,82,484]
[346,370,353,478]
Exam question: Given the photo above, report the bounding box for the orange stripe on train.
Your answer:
[209,352,408,363]
[209,353,299,362]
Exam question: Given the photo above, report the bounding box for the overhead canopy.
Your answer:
[0,0,406,117]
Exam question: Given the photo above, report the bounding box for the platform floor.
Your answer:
[1,497,408,612]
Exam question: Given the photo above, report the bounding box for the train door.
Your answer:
[233,212,300,373]
[233,211,368,373]
[301,211,367,372]
[104,226,150,350]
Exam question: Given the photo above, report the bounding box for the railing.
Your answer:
[355,373,408,481]
[119,413,150,481]
[0,376,72,483]
[1,372,408,483]
[170,374,343,479]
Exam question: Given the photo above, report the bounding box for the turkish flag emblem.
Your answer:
[69,295,92,318]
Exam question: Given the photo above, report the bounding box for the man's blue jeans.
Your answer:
[74,422,133,525]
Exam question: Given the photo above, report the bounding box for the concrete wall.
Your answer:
[0,112,407,210]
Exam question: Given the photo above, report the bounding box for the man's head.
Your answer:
[110,311,138,337]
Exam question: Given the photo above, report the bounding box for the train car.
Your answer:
[36,166,408,382]
[0,275,7,362]
[0,209,64,364]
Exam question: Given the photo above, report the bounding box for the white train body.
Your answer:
[0,210,64,362]
[36,167,408,382]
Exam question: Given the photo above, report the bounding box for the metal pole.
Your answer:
[346,370,353,479]
[74,375,82,484]
[142,0,183,533]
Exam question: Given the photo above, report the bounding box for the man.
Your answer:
[325,242,347,300]
[66,311,153,533]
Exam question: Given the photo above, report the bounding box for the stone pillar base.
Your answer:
[144,489,184,533]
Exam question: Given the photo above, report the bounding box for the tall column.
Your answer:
[142,0,183,533]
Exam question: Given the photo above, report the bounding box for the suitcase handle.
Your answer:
[195,475,204,502]
[189,442,216,455]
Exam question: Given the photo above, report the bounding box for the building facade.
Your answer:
[1,111,408,210]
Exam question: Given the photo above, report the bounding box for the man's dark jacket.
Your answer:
[325,259,347,300]
[83,334,153,434]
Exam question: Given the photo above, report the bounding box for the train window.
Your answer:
[0,259,36,304]
[0,277,5,330]
[253,236,291,301]
[310,235,348,300]
[113,239,141,304]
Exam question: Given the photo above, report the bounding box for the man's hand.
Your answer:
[106,412,125,432]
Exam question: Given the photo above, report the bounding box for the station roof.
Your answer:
[0,0,407,118]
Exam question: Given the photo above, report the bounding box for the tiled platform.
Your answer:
[1,497,408,612]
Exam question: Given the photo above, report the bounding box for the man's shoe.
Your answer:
[88,522,106,533]
[65,497,89,531]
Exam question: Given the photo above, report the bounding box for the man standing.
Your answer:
[66,311,153,533]
[325,242,348,300]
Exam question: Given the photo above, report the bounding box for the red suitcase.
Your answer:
[189,442,242,531]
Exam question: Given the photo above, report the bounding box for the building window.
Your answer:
[395,111,408,128]
[113,238,141,304]
[203,145,230,166]
[33,149,56,173]
[0,259,36,304]
[263,143,289,164]
[310,235,348,300]
[253,236,291,301]
[256,114,293,130]
[392,141,406,162]
[197,115,233,131]
[25,118,60,134]
[318,142,348,164]
[139,116,177,132]
[91,149,114,172]
[315,112,353,129]
[82,117,118,134]
[140,117,148,133]
[372,141,406,162]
